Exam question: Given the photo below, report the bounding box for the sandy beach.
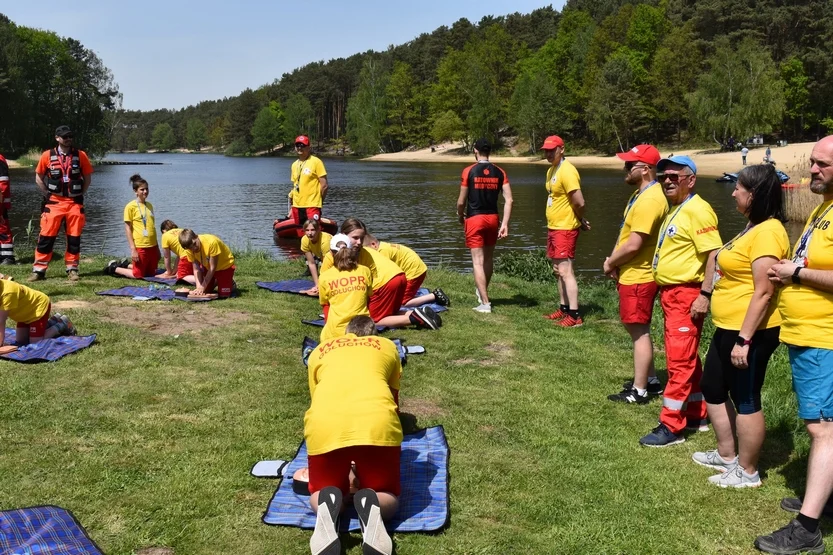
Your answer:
[365,141,816,179]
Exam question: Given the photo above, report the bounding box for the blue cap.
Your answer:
[657,155,697,174]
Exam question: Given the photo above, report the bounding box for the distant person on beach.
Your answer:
[0,152,13,264]
[104,174,161,279]
[289,135,328,226]
[31,125,93,282]
[299,219,333,296]
[765,145,772,162]
[179,229,236,298]
[541,135,589,328]
[604,145,668,404]
[456,137,513,313]
[696,164,788,489]
[305,315,402,555]
[157,220,196,285]
[741,146,749,165]
[755,135,833,554]
[640,155,722,447]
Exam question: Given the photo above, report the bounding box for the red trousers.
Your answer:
[34,196,85,272]
[659,283,708,434]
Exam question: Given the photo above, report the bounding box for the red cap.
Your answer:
[616,144,661,166]
[540,135,564,150]
[294,135,310,146]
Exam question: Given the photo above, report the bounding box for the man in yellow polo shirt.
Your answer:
[756,136,833,554]
[541,135,590,328]
[604,145,669,404]
[179,229,236,298]
[640,155,722,447]
[289,135,328,226]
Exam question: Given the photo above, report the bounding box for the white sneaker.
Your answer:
[355,489,392,555]
[708,465,762,488]
[310,486,341,555]
[472,303,492,313]
[692,449,738,472]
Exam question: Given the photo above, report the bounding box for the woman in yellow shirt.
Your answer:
[318,234,373,341]
[105,174,160,279]
[300,219,333,296]
[695,165,789,488]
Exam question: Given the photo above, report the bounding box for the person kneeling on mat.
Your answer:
[156,220,197,285]
[306,315,401,555]
[179,229,236,298]
[0,279,75,346]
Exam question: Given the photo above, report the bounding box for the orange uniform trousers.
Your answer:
[33,195,85,272]
[659,283,708,434]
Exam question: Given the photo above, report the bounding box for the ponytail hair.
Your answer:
[333,244,361,272]
[130,174,148,191]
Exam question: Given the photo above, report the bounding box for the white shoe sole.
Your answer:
[709,478,762,488]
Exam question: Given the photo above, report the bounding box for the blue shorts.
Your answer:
[788,345,833,421]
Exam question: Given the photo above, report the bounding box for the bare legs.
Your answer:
[553,258,578,310]
[624,323,657,390]
[471,245,495,305]
[706,401,766,473]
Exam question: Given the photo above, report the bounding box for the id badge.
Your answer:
[547,196,553,207]
[63,176,69,183]
[142,229,149,237]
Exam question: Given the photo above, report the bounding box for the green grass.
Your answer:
[0,253,819,554]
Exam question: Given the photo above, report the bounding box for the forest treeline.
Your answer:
[3,1,833,159]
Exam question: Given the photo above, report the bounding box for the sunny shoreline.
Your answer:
[364,141,816,179]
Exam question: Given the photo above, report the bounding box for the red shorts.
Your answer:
[369,273,407,321]
[547,229,579,260]
[308,445,401,497]
[617,281,659,325]
[205,266,236,298]
[131,247,161,278]
[291,207,321,226]
[403,272,427,303]
[465,214,499,248]
[176,257,193,280]
[19,302,51,339]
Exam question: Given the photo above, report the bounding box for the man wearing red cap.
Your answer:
[289,135,328,226]
[541,135,589,327]
[604,145,668,404]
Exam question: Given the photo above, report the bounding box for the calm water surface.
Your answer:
[8,153,748,272]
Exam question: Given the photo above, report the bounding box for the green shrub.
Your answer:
[137,141,148,153]
[495,248,555,283]
[224,139,249,157]
[15,148,42,167]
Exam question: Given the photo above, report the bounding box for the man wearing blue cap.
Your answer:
[640,155,723,447]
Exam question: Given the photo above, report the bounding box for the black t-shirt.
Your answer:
[460,161,508,216]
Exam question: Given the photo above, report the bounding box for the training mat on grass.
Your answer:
[302,336,423,365]
[256,279,316,294]
[0,329,96,363]
[262,426,449,532]
[143,274,178,286]
[0,505,104,554]
[301,319,389,332]
[95,286,214,302]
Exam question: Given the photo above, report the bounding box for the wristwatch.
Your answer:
[792,266,802,285]
[735,336,752,347]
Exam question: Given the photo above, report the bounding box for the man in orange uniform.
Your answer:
[289,135,328,226]
[641,155,722,447]
[30,126,93,282]
[0,153,14,264]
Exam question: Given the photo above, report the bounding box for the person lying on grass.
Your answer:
[104,174,161,279]
[300,218,333,296]
[363,233,449,308]
[156,219,196,285]
[0,279,75,347]
[305,315,402,555]
[179,229,236,298]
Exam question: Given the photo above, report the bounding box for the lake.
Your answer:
[8,152,748,273]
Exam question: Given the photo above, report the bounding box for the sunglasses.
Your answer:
[660,173,692,183]
[60,135,74,139]
[295,143,308,148]
[625,162,649,172]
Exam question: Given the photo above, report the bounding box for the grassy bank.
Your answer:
[0,253,817,554]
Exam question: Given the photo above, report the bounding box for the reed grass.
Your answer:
[781,154,819,223]
[14,148,42,167]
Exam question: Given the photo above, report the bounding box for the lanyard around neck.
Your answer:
[135,200,149,231]
[620,181,657,232]
[652,194,694,270]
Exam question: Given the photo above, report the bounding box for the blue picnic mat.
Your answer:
[256,279,316,294]
[143,274,178,286]
[1,329,96,363]
[302,336,414,365]
[0,505,104,554]
[262,426,450,533]
[95,286,213,302]
[301,319,389,332]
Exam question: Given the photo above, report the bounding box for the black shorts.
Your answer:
[701,327,781,414]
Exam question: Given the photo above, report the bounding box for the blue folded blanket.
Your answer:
[1,329,96,363]
[262,426,449,533]
[143,275,178,286]
[302,336,422,365]
[0,505,104,555]
[256,280,316,294]
[96,286,213,302]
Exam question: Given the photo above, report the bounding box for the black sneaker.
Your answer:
[432,288,450,306]
[309,486,341,555]
[104,260,118,276]
[118,259,131,269]
[608,387,649,404]
[623,379,664,396]
[411,306,442,330]
[753,519,824,554]
[781,497,833,517]
[354,488,393,555]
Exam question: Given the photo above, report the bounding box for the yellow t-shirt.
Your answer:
[0,280,50,324]
[290,155,327,208]
[123,200,157,248]
[301,231,333,260]
[161,228,190,259]
[616,182,669,285]
[545,159,582,230]
[305,334,403,455]
[318,265,373,341]
[185,234,235,271]
[378,242,427,281]
[712,219,789,330]
[779,199,833,348]
[652,195,723,286]
[321,247,403,292]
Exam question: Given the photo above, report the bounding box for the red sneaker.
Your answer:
[544,309,568,320]
[555,315,583,327]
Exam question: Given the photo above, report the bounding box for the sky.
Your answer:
[3,1,566,112]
